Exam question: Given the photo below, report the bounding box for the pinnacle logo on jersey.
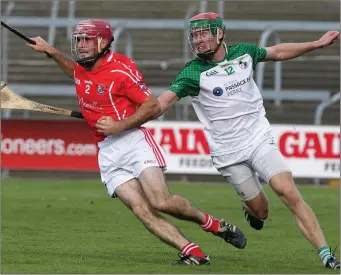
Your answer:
[206,70,219,77]
[75,78,80,85]
[78,98,103,111]
[213,87,223,96]
[239,60,248,69]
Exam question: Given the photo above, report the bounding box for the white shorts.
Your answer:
[98,127,167,198]
[212,132,291,201]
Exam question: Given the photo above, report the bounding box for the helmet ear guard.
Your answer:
[97,37,103,54]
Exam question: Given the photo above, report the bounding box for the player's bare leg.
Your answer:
[219,163,268,231]
[139,167,205,223]
[139,167,247,249]
[115,178,210,265]
[242,190,269,230]
[270,171,340,269]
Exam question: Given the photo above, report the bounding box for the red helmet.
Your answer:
[71,19,114,68]
[189,12,222,23]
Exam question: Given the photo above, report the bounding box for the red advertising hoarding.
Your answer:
[1,120,339,178]
[1,120,98,171]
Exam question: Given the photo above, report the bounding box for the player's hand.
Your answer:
[96,116,123,136]
[25,36,52,54]
[317,31,340,48]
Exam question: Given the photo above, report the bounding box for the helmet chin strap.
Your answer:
[78,37,114,69]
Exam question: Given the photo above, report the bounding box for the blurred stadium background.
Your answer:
[0,1,340,273]
[1,0,339,184]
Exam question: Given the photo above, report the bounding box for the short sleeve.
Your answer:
[239,43,267,70]
[124,76,151,104]
[168,62,200,98]
[111,69,152,105]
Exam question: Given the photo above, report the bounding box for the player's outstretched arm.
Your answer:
[25,37,75,79]
[154,90,179,119]
[264,31,340,61]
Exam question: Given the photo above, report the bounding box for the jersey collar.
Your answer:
[86,51,114,73]
[100,50,114,66]
[209,43,229,65]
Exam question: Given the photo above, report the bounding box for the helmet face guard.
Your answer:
[188,15,225,60]
[71,33,100,66]
[71,20,114,69]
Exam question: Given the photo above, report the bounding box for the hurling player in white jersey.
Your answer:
[154,12,339,269]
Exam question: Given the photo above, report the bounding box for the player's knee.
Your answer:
[287,192,302,208]
[253,207,269,220]
[150,195,178,213]
[149,197,169,212]
[281,188,303,210]
[245,193,269,220]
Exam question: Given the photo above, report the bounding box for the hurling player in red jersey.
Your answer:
[26,19,247,265]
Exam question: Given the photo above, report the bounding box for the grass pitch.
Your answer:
[1,178,340,274]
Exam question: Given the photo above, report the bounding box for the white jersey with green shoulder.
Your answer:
[169,43,271,156]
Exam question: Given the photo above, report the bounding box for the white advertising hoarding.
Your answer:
[145,121,340,179]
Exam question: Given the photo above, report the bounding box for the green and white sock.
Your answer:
[318,246,332,266]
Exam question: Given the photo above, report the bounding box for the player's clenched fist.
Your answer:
[96,116,123,136]
[25,36,52,54]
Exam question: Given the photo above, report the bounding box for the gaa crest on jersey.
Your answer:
[239,60,248,69]
[206,69,219,77]
[212,87,223,96]
[97,83,106,95]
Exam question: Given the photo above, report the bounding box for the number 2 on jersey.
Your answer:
[85,85,90,94]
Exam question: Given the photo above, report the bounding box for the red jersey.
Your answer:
[74,51,152,142]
